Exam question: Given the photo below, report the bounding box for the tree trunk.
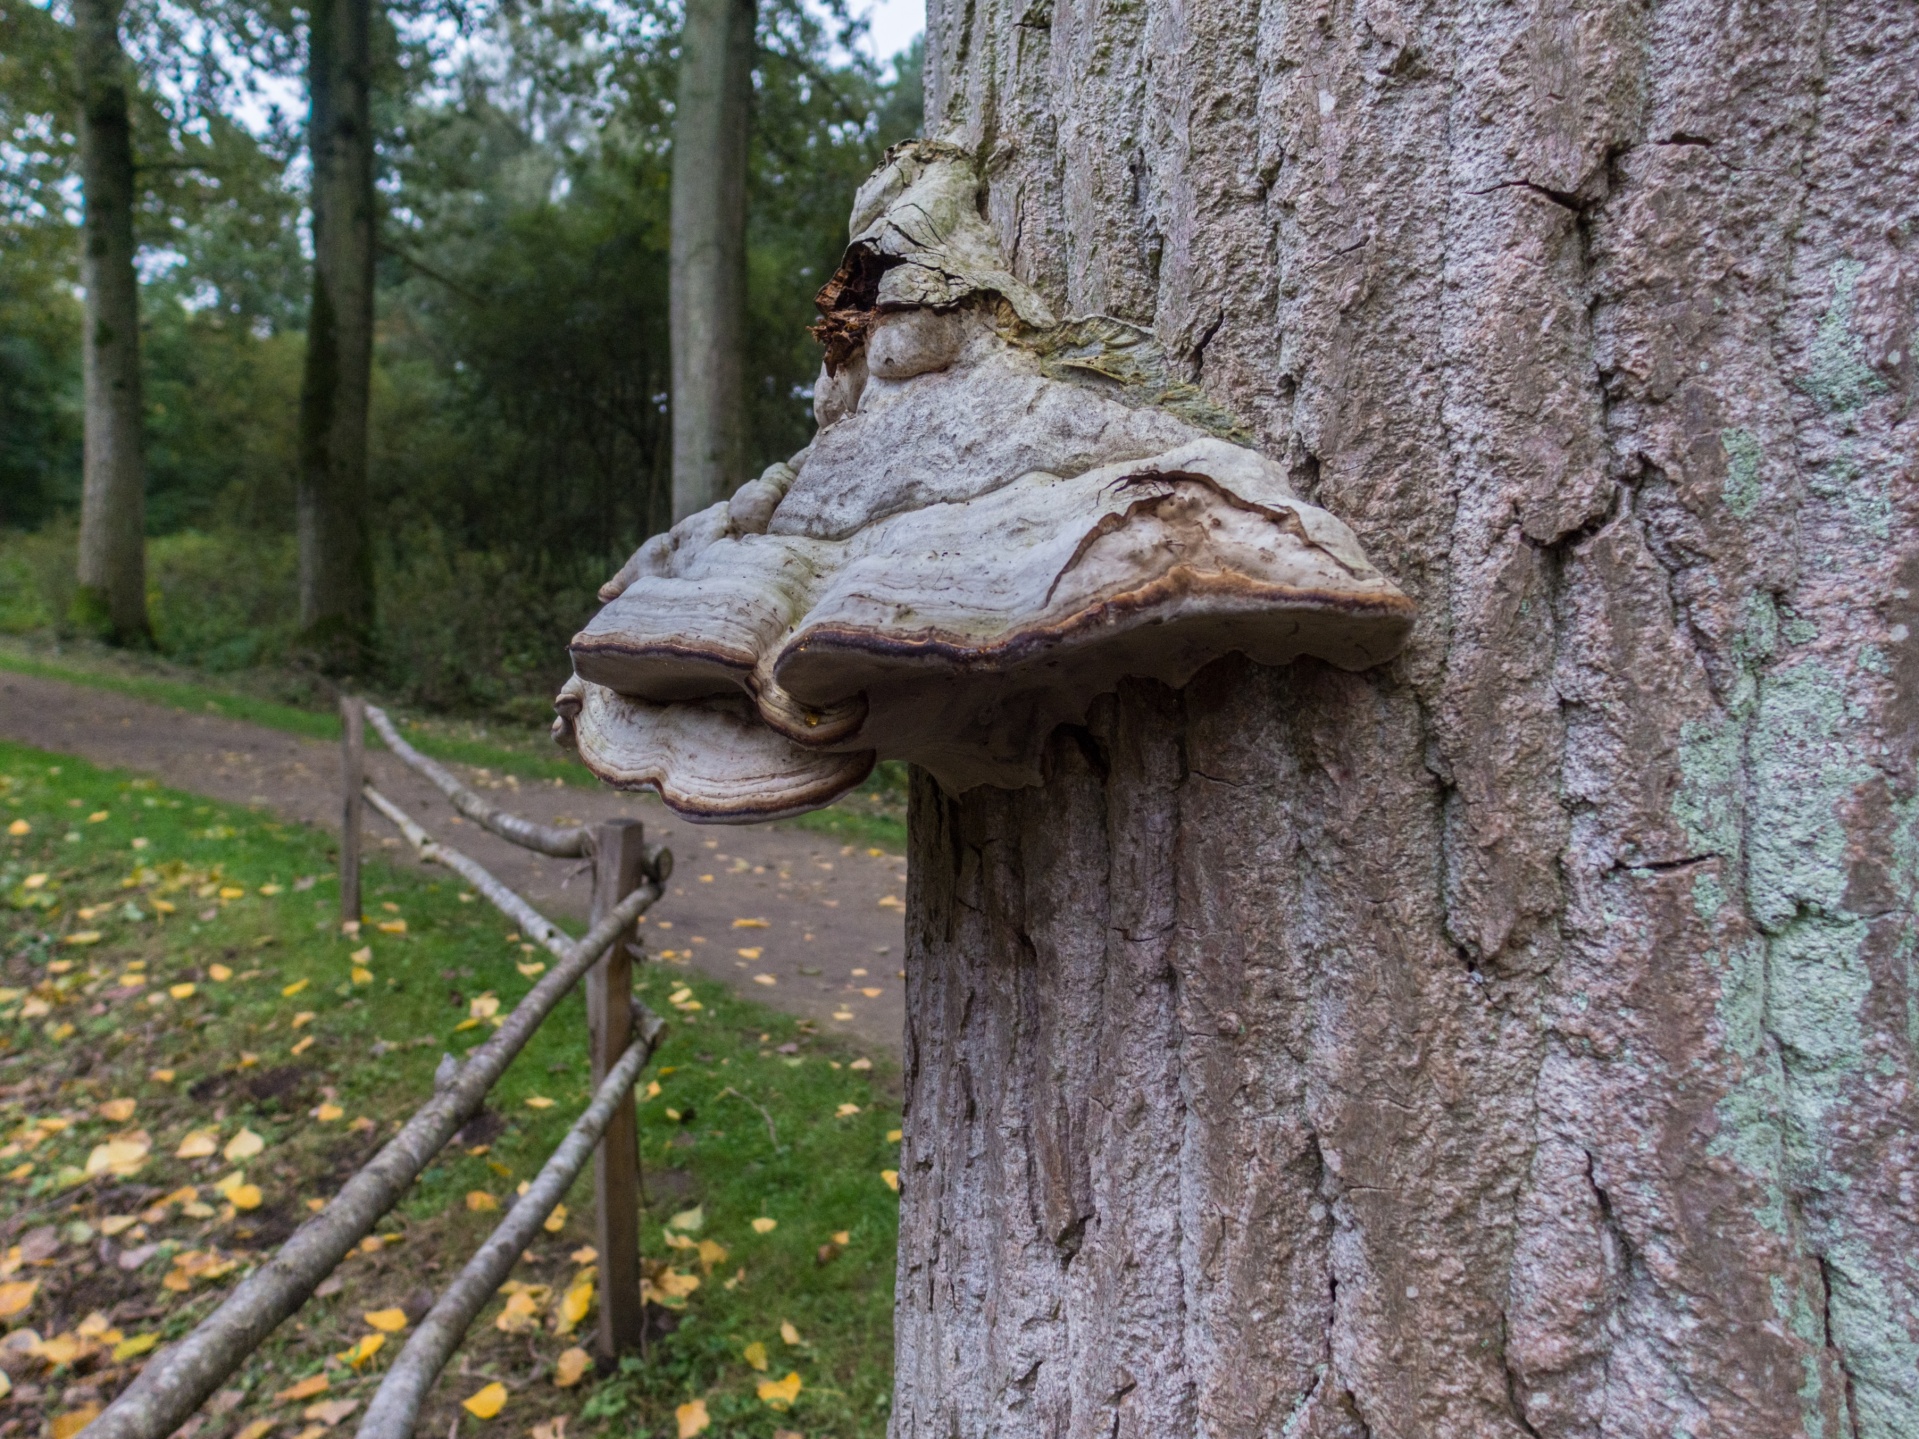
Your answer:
[667,0,753,522]
[297,0,375,664]
[71,0,149,645]
[896,3,1919,1437]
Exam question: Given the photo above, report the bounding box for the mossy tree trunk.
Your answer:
[895,2,1919,1436]
[72,0,149,645]
[296,0,376,665]
[667,0,754,522]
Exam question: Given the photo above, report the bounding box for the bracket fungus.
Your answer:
[556,139,1416,821]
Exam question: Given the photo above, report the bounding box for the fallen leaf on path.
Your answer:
[99,1098,136,1121]
[176,1130,219,1159]
[52,1405,101,1439]
[732,918,768,928]
[466,1191,498,1212]
[303,1399,360,1426]
[363,1308,408,1332]
[461,1382,507,1419]
[85,1134,151,1177]
[337,1334,383,1368]
[756,1372,802,1410]
[878,895,904,911]
[737,947,763,960]
[495,1292,541,1334]
[532,1419,567,1439]
[753,975,776,986]
[224,1128,264,1161]
[569,1246,597,1264]
[275,1374,329,1402]
[849,1058,872,1071]
[861,987,882,997]
[112,1332,159,1361]
[553,1347,591,1388]
[675,1399,710,1438]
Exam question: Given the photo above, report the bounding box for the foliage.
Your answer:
[0,741,901,1436]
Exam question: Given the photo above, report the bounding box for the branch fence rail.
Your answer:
[84,698,672,1439]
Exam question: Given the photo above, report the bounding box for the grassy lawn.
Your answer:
[0,743,900,1439]
[0,639,907,855]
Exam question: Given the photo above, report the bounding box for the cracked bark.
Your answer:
[897,0,1919,1435]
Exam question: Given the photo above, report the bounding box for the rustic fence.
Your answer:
[85,698,671,1439]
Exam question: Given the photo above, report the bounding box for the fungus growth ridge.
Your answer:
[553,139,1416,821]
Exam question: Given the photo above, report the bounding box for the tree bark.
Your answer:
[896,3,1919,1437]
[71,0,149,645]
[297,0,375,664]
[667,0,753,522]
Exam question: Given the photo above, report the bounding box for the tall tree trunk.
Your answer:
[71,0,149,645]
[896,2,1919,1437]
[667,0,753,522]
[297,0,375,665]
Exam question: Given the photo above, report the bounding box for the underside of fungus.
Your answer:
[555,139,1416,822]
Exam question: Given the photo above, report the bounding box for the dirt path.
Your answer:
[0,671,907,1050]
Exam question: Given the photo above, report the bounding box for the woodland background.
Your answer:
[0,0,921,719]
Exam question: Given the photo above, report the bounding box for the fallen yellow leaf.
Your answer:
[516,962,545,977]
[0,1279,37,1319]
[836,1103,861,1118]
[751,1217,776,1234]
[363,1308,408,1332]
[259,884,283,896]
[85,1134,151,1177]
[466,1191,498,1212]
[88,810,108,823]
[737,947,763,960]
[861,987,882,997]
[732,917,769,928]
[524,1096,554,1110]
[461,1382,507,1419]
[224,1128,265,1161]
[99,1097,136,1122]
[336,1334,383,1368]
[350,967,372,985]
[553,1347,592,1387]
[170,983,197,999]
[291,1011,315,1028]
[753,974,777,987]
[304,1398,360,1425]
[668,1206,703,1232]
[112,1332,159,1362]
[644,1080,662,1099]
[742,1340,768,1371]
[233,1422,275,1439]
[696,1239,728,1269]
[228,1183,263,1211]
[219,887,244,900]
[675,1399,710,1438]
[151,1067,176,1082]
[275,1374,330,1402]
[887,1128,902,1142]
[7,819,28,835]
[378,919,407,935]
[208,964,232,982]
[64,931,103,946]
[544,1203,567,1233]
[779,1320,802,1346]
[570,1246,598,1264]
[849,1057,873,1071]
[881,1169,900,1192]
[557,1279,594,1333]
[315,1103,344,1122]
[757,1371,803,1410]
[495,1291,541,1335]
[282,979,309,997]
[52,1404,101,1439]
[176,1129,219,1159]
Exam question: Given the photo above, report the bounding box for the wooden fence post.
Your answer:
[340,696,364,928]
[588,820,648,1358]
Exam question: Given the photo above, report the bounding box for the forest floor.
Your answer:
[0,742,902,1439]
[0,654,909,1056]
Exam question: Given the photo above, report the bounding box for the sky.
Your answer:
[857,0,923,63]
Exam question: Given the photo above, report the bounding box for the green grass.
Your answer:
[0,637,909,853]
[0,742,900,1438]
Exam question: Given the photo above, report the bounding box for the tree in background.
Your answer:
[667,0,755,520]
[296,0,377,665]
[70,0,149,643]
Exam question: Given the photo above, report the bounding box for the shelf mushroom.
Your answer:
[554,139,1416,821]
